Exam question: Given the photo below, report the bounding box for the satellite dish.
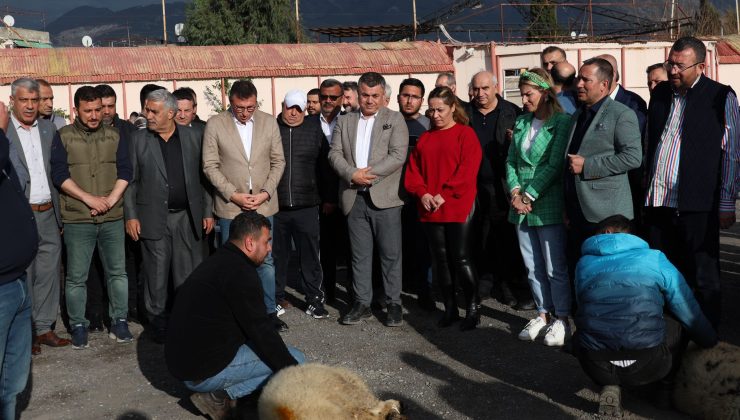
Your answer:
[174,23,184,36]
[3,15,15,27]
[82,35,93,47]
[570,31,577,39]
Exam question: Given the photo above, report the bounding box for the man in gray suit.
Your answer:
[565,57,642,249]
[124,89,214,343]
[328,72,409,327]
[7,78,70,355]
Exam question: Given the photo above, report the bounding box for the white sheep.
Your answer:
[673,341,740,420]
[258,363,406,420]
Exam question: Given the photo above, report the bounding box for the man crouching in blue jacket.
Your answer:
[573,215,717,417]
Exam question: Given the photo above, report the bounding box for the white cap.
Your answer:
[284,89,307,111]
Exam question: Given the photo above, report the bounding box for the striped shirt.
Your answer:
[645,76,740,212]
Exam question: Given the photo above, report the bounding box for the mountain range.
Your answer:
[8,0,720,47]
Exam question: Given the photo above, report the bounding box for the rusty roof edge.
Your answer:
[0,41,453,84]
[0,65,455,85]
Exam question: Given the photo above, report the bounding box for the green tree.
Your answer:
[184,0,297,46]
[695,0,722,36]
[528,0,560,41]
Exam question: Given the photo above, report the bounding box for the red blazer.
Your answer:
[404,123,482,223]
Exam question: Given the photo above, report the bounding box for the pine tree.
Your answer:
[527,0,560,42]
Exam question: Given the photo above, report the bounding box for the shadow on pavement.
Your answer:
[135,333,190,400]
[401,293,690,419]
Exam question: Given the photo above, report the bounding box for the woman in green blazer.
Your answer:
[505,68,573,347]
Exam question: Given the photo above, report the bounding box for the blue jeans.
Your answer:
[63,220,128,326]
[0,278,32,420]
[184,344,305,399]
[218,217,276,314]
[515,222,571,317]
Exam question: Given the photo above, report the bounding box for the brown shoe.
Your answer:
[190,392,235,420]
[276,298,293,309]
[31,340,41,356]
[36,331,71,347]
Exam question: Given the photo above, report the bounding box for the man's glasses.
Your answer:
[663,60,702,73]
[319,94,341,101]
[232,105,256,114]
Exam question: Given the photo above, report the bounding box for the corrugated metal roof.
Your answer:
[717,37,740,64]
[0,41,453,84]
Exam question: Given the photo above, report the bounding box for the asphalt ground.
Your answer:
[18,207,740,420]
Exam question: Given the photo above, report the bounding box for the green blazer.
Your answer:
[505,112,572,226]
[565,98,642,222]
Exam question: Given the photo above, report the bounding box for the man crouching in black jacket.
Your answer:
[273,90,337,319]
[165,212,305,420]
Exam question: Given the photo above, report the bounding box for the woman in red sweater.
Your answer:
[404,86,483,330]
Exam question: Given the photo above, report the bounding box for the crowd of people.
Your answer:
[0,35,735,419]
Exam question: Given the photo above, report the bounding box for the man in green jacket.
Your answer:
[50,86,133,349]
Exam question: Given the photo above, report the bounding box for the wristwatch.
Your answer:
[520,194,531,205]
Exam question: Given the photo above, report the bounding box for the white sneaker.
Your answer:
[518,317,547,341]
[276,305,286,317]
[544,319,570,347]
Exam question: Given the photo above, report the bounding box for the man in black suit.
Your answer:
[435,72,470,109]
[597,54,647,135]
[124,89,214,343]
[173,87,206,133]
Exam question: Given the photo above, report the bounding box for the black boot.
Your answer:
[437,286,460,327]
[460,302,480,331]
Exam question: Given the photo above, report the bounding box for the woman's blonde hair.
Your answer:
[428,86,469,126]
[518,67,563,115]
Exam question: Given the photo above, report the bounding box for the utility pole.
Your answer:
[412,0,417,40]
[161,0,168,44]
[295,0,301,43]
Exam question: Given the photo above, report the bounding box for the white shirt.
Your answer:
[12,115,51,204]
[354,112,376,169]
[320,113,338,144]
[232,113,254,161]
[609,84,621,100]
[522,118,544,154]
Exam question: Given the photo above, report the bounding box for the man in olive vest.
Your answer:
[50,86,133,349]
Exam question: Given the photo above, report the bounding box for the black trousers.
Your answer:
[319,206,350,301]
[645,206,722,327]
[474,183,525,284]
[575,317,683,387]
[274,206,324,304]
[402,201,431,297]
[424,208,478,307]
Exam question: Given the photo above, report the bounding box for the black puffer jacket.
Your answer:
[276,114,336,209]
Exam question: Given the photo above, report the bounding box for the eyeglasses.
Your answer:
[663,60,702,73]
[399,93,423,101]
[232,105,256,114]
[319,94,341,101]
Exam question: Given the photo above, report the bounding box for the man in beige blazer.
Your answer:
[328,72,409,327]
[202,80,287,331]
